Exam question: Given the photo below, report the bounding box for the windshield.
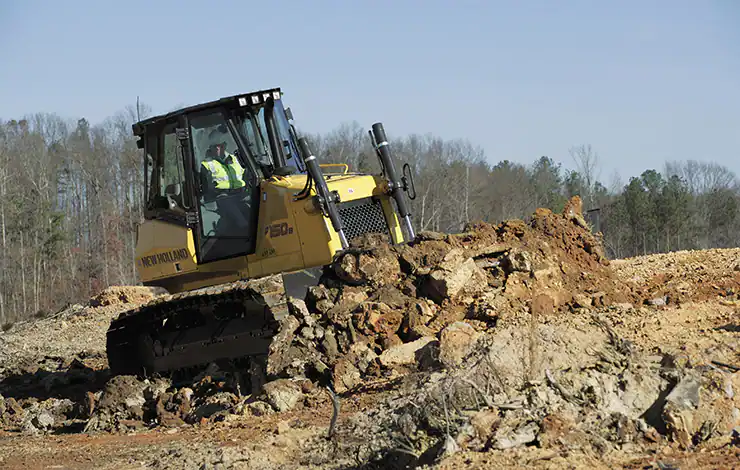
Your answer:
[235,111,272,168]
[230,100,306,175]
[237,100,306,173]
[272,100,305,173]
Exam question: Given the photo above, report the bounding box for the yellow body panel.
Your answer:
[134,173,405,293]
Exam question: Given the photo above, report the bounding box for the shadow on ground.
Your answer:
[0,357,110,403]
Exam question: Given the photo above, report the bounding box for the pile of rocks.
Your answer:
[263,197,633,394]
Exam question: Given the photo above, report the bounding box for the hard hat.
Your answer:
[207,124,228,148]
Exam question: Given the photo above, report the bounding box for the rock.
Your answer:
[321,329,339,360]
[332,358,362,393]
[307,314,319,327]
[246,401,273,417]
[32,409,54,430]
[470,408,500,443]
[378,336,437,367]
[189,391,237,422]
[425,255,488,303]
[538,414,583,449]
[360,302,404,337]
[492,421,539,449]
[277,420,291,435]
[416,231,447,241]
[530,294,555,317]
[314,325,325,340]
[665,373,701,409]
[438,322,481,368]
[471,243,512,258]
[440,434,459,458]
[530,259,555,277]
[263,379,304,412]
[300,326,316,340]
[266,315,301,377]
[502,249,533,274]
[572,294,592,308]
[663,405,694,449]
[334,242,401,287]
[662,372,702,448]
[359,250,402,287]
[590,291,606,307]
[399,301,435,340]
[502,271,529,298]
[288,298,310,319]
[306,285,337,314]
[325,297,361,326]
[350,343,379,373]
[614,302,634,311]
[647,296,667,306]
[100,375,147,416]
[379,333,404,350]
[84,375,152,432]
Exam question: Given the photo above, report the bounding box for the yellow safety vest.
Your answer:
[201,154,246,190]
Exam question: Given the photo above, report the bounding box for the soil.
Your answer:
[0,198,738,469]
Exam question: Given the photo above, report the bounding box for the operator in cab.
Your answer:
[200,126,248,195]
[199,125,252,234]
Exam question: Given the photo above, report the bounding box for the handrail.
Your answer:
[319,163,349,175]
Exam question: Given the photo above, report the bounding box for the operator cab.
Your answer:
[133,87,306,264]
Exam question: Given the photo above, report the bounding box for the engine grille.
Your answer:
[337,197,391,242]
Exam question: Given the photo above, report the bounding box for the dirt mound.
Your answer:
[0,287,166,381]
[612,247,740,306]
[265,197,633,393]
[333,314,740,467]
[0,285,168,433]
[89,285,168,307]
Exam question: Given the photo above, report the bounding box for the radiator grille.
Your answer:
[337,197,391,242]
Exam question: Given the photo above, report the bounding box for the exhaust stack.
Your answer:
[370,122,416,240]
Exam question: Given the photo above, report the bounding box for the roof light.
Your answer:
[273,91,280,100]
[238,97,247,106]
[251,95,260,104]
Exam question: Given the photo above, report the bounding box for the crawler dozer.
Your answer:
[106,87,416,378]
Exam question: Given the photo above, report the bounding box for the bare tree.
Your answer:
[569,144,601,209]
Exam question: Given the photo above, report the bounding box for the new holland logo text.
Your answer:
[138,248,189,268]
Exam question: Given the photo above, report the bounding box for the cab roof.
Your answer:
[132,87,282,136]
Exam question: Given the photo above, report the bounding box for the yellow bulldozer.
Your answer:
[106,87,417,378]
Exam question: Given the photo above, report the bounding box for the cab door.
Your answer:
[178,109,261,264]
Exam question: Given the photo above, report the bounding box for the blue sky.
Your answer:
[1,0,739,184]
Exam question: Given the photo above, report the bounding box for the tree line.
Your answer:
[1,107,738,324]
[308,122,739,258]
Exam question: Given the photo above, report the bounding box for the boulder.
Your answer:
[438,322,481,368]
[263,379,305,412]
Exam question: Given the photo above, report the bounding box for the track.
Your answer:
[105,251,371,384]
[105,279,289,382]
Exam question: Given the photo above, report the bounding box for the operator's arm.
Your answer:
[236,168,249,200]
[200,164,217,201]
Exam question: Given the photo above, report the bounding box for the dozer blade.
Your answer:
[280,266,324,301]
